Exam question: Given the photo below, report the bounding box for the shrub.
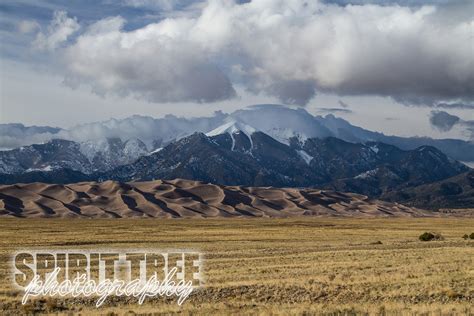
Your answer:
[463,234,469,240]
[470,233,474,240]
[419,232,443,241]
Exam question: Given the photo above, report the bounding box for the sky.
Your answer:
[0,0,473,141]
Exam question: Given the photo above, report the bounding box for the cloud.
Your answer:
[61,15,236,103]
[265,80,316,106]
[0,123,62,150]
[37,0,474,105]
[338,100,350,108]
[17,20,40,34]
[325,0,459,5]
[120,0,200,11]
[0,113,226,150]
[429,111,460,131]
[434,102,474,110]
[317,108,353,114]
[429,110,474,140]
[33,10,80,51]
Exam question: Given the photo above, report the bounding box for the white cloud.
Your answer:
[33,10,80,51]
[61,15,236,102]
[38,0,474,105]
[121,0,198,11]
[17,20,40,34]
[0,113,227,150]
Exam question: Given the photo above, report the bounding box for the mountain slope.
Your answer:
[0,139,92,174]
[314,113,474,162]
[381,170,474,210]
[0,138,148,175]
[317,141,470,196]
[101,131,323,187]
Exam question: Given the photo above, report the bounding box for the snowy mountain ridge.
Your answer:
[1,104,473,164]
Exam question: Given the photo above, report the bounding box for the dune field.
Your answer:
[0,179,437,218]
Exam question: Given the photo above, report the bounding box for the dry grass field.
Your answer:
[0,218,473,315]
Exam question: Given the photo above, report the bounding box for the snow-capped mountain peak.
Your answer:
[206,120,257,138]
[230,104,332,145]
[206,120,258,151]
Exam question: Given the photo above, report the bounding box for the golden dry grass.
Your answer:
[0,218,473,315]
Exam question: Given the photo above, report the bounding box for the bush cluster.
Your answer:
[462,233,474,240]
[419,232,443,241]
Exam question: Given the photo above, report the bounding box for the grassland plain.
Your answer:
[0,218,472,315]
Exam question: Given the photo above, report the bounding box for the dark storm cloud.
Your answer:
[434,102,474,110]
[338,100,350,108]
[429,111,461,131]
[429,110,474,140]
[266,80,317,106]
[317,108,353,114]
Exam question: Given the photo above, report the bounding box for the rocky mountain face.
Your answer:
[0,138,148,175]
[381,170,474,210]
[101,130,324,187]
[299,138,469,196]
[0,139,91,174]
[79,137,148,172]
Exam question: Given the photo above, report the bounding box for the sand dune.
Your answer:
[0,179,439,218]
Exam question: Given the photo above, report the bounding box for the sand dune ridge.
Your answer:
[0,179,436,218]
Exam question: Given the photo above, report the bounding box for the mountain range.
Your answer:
[2,104,473,162]
[0,105,472,210]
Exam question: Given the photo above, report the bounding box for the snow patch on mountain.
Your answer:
[264,128,308,145]
[206,120,256,137]
[26,165,54,173]
[355,168,378,179]
[461,161,474,169]
[370,145,379,154]
[123,138,149,158]
[148,147,163,155]
[79,138,148,168]
[297,150,313,165]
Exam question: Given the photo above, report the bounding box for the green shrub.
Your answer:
[419,232,443,241]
